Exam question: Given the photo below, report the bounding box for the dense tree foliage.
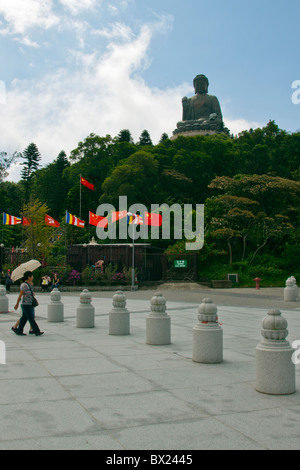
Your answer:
[1,120,299,283]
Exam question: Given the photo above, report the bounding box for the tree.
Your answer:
[0,181,24,248]
[21,143,41,199]
[117,129,133,143]
[69,133,113,162]
[0,150,21,182]
[138,130,153,147]
[31,150,70,220]
[208,174,300,220]
[64,136,115,223]
[22,199,53,261]
[207,195,258,265]
[208,175,299,265]
[100,151,159,208]
[249,213,294,265]
[159,133,169,143]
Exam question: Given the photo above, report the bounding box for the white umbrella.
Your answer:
[11,259,41,282]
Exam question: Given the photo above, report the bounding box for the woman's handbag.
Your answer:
[26,282,39,307]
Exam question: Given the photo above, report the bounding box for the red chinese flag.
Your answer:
[45,214,60,227]
[89,211,108,228]
[81,177,95,191]
[144,212,162,226]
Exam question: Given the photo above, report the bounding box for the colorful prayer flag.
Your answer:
[45,214,60,227]
[127,212,143,225]
[80,177,95,191]
[66,211,85,228]
[3,212,22,225]
[89,211,108,228]
[112,211,143,224]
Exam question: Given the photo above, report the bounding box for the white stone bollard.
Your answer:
[76,289,95,328]
[284,278,297,302]
[47,288,64,322]
[109,290,130,335]
[192,298,223,364]
[0,285,9,313]
[256,309,295,395]
[288,276,298,298]
[146,292,171,345]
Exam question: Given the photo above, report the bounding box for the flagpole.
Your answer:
[131,231,135,291]
[79,174,82,219]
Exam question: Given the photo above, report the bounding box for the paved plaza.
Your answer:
[0,285,299,450]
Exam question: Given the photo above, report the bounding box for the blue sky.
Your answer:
[0,0,299,181]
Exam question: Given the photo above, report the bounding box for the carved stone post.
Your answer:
[146,292,170,345]
[0,285,9,314]
[47,288,64,322]
[109,290,130,335]
[284,278,297,302]
[256,309,296,395]
[288,276,298,298]
[76,289,95,328]
[192,298,223,363]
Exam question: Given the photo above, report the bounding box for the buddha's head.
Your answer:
[193,74,209,94]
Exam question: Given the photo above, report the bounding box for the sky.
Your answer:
[0,0,299,182]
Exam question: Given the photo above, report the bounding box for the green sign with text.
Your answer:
[174,260,187,268]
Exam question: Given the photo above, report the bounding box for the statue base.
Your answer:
[171,129,220,140]
[171,120,230,140]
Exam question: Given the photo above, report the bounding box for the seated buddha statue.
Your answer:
[174,74,226,134]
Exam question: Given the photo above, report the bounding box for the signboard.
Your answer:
[174,260,187,268]
[228,274,239,284]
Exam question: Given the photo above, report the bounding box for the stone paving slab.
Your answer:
[0,289,299,450]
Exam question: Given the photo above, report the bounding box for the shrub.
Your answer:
[111,272,125,283]
[68,269,81,286]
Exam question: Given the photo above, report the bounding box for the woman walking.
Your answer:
[13,271,44,336]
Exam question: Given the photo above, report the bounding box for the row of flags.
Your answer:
[3,212,60,227]
[66,210,162,228]
[2,210,162,228]
[3,176,162,229]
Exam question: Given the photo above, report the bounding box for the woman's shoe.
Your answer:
[11,327,17,334]
[29,330,35,334]
[35,332,44,336]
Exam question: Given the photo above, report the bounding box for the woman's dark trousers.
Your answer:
[17,305,40,335]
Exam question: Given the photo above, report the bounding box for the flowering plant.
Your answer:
[111,272,125,283]
[68,269,81,285]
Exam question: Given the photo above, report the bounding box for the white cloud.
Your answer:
[0,0,59,35]
[16,35,39,48]
[2,22,188,182]
[59,0,98,15]
[1,16,259,183]
[92,22,134,42]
